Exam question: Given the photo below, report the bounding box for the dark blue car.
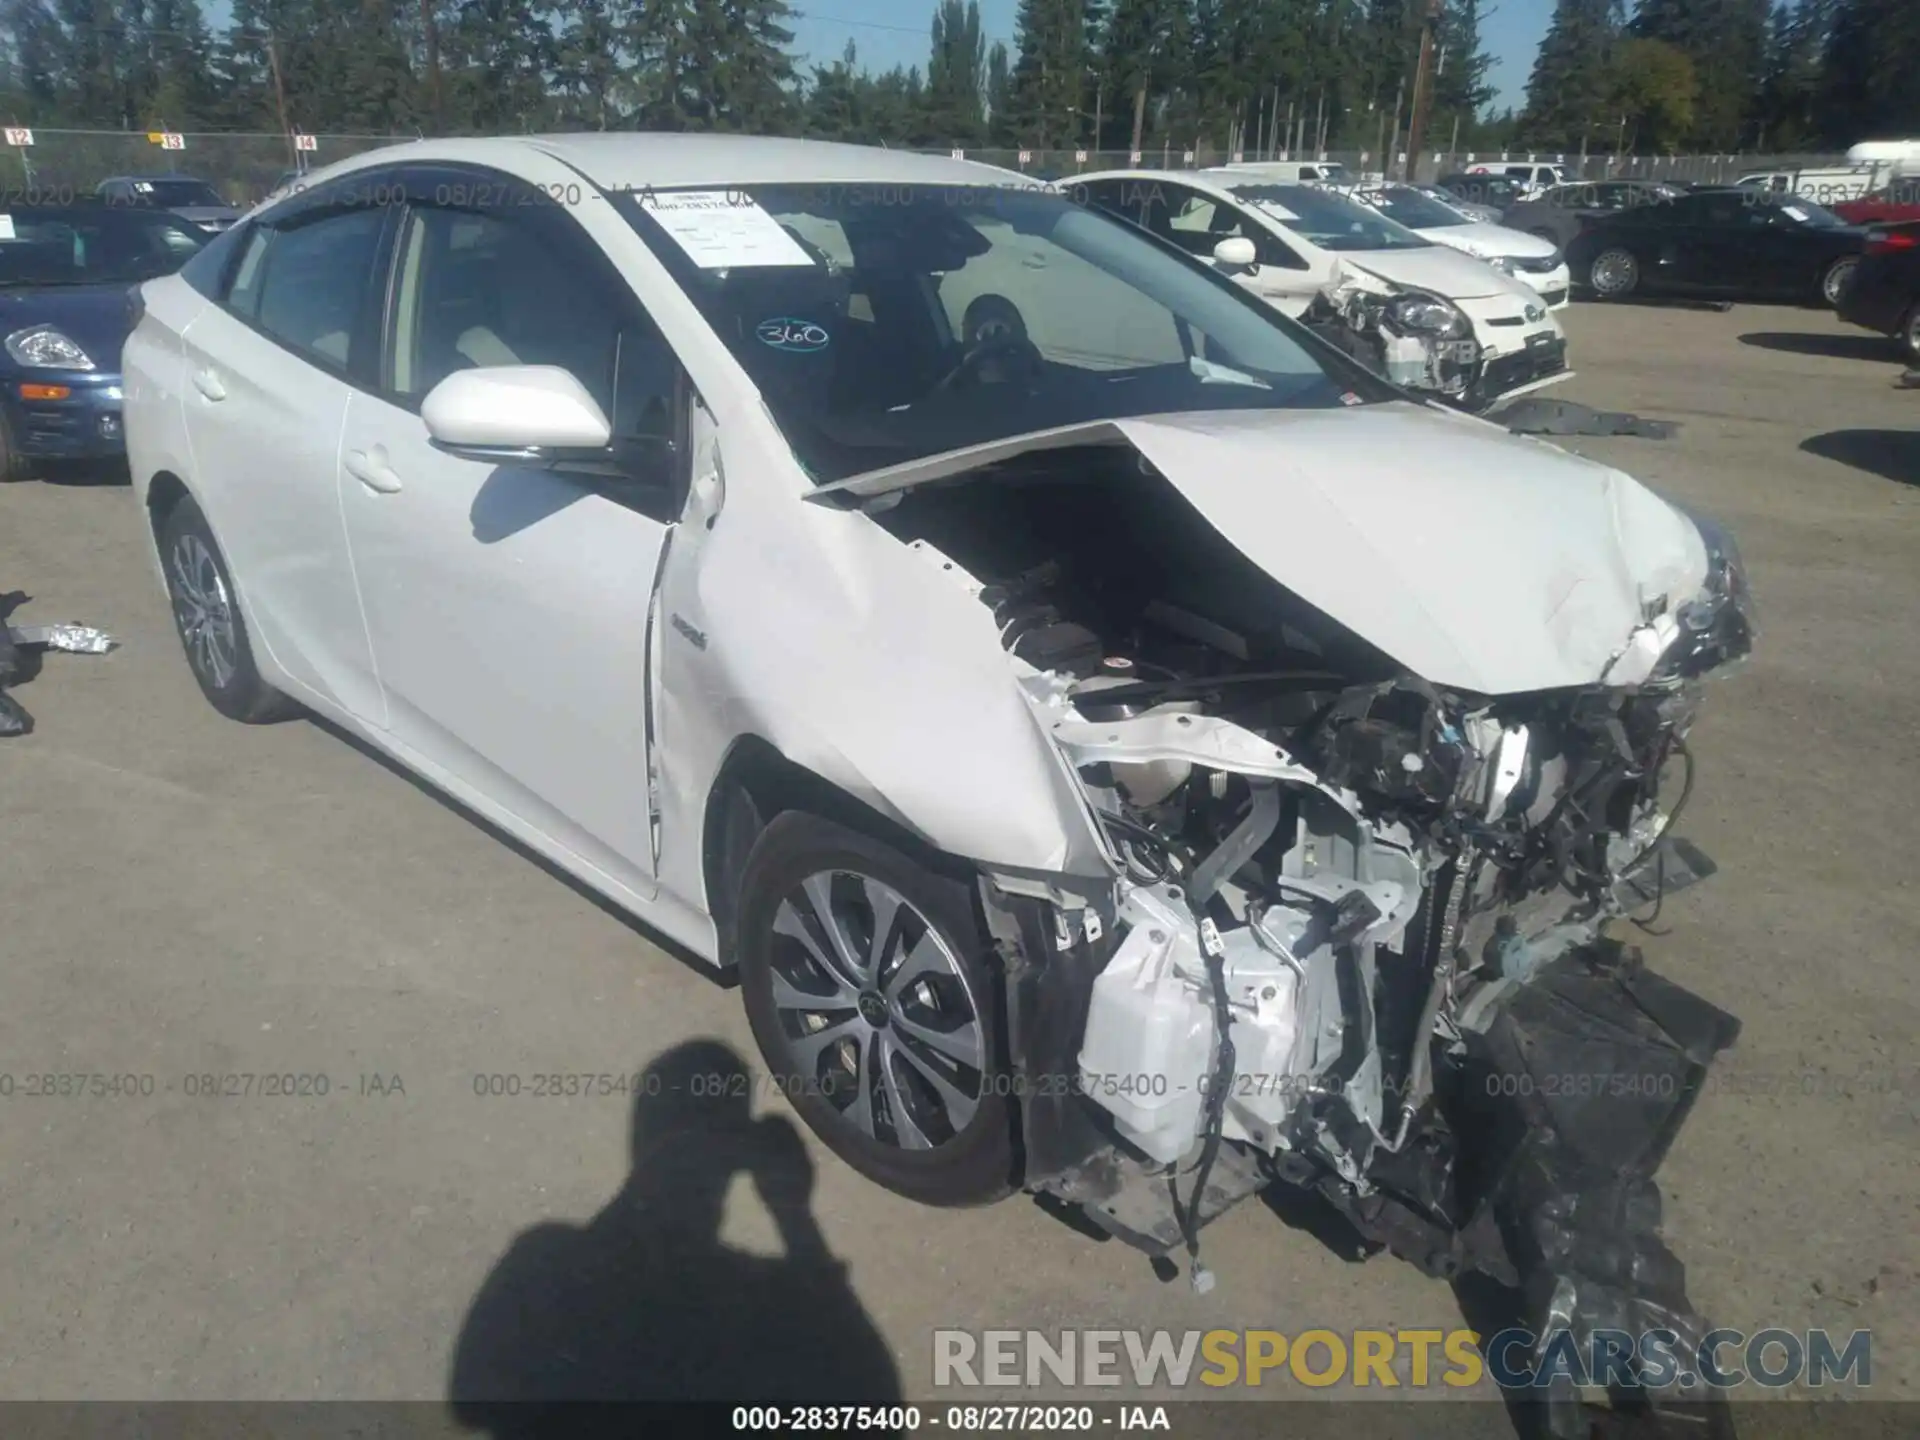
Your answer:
[0,203,208,480]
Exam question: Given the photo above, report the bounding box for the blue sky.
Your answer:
[791,0,1550,113]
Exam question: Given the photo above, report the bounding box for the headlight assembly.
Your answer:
[6,325,95,371]
[1382,292,1471,339]
[1487,255,1518,274]
[1663,508,1756,680]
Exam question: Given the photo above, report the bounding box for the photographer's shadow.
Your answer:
[449,1039,902,1437]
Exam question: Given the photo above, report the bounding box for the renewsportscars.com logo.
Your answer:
[933,1327,1873,1392]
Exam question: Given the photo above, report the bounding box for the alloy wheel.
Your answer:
[1823,256,1858,307]
[1589,248,1638,297]
[767,870,986,1151]
[169,532,237,690]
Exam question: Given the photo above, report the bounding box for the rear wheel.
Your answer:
[736,810,1015,1207]
[158,495,299,724]
[1820,255,1859,308]
[1900,303,1920,364]
[1587,247,1640,298]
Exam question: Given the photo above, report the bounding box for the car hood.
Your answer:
[1420,221,1559,261]
[1336,242,1538,302]
[814,403,1708,695]
[0,284,133,369]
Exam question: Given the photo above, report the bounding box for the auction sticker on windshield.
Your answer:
[639,189,817,269]
[0,215,13,241]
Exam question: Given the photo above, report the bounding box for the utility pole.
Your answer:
[1386,73,1405,179]
[266,32,294,167]
[420,0,444,133]
[1403,0,1444,186]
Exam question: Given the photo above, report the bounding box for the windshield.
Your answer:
[1350,184,1470,229]
[1226,183,1433,252]
[0,208,208,286]
[615,183,1391,484]
[125,179,224,208]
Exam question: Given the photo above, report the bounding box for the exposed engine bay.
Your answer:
[1301,281,1482,404]
[869,442,1752,1420]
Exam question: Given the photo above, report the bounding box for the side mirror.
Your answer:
[422,365,613,464]
[1212,235,1259,269]
[422,364,680,498]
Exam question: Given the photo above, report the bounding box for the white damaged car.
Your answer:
[124,136,1749,1415]
[1074,167,1572,409]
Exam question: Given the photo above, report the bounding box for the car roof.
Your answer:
[303,133,1022,191]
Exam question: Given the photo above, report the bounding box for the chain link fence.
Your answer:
[0,128,1859,202]
[912,146,1854,187]
[0,130,419,206]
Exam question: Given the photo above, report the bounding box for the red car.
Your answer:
[1834,181,1920,226]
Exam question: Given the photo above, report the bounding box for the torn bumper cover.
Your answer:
[1298,268,1567,412]
[0,619,120,736]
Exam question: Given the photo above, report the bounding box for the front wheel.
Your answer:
[736,810,1016,1207]
[158,495,299,724]
[1587,247,1641,299]
[1821,255,1859,308]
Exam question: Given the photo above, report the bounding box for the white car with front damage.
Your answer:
[1074,168,1572,410]
[124,136,1752,1419]
[1338,181,1572,308]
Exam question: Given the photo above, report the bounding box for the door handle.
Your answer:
[344,447,403,494]
[191,369,226,401]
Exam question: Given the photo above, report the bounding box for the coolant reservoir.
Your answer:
[1077,919,1213,1165]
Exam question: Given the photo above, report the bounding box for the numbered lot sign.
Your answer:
[3,128,32,147]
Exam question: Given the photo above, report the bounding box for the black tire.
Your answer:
[1587,246,1640,299]
[961,294,1027,348]
[1820,255,1859,308]
[157,494,299,724]
[0,411,30,482]
[736,810,1016,1207]
[1900,304,1920,364]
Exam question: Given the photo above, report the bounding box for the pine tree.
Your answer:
[1432,0,1496,148]
[985,39,1013,144]
[1631,0,1769,148]
[1519,0,1623,150]
[926,0,986,144]
[1011,0,1099,149]
[553,0,623,129]
[1817,0,1920,142]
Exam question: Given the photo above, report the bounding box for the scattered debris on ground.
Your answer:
[1489,396,1680,439]
[0,610,120,737]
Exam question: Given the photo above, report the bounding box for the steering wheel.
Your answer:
[932,332,1044,393]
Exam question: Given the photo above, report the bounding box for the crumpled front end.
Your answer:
[1300,263,1483,404]
[858,427,1754,1423]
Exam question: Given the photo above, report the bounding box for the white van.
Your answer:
[1734,165,1882,204]
[1220,159,1353,185]
[1846,140,1920,179]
